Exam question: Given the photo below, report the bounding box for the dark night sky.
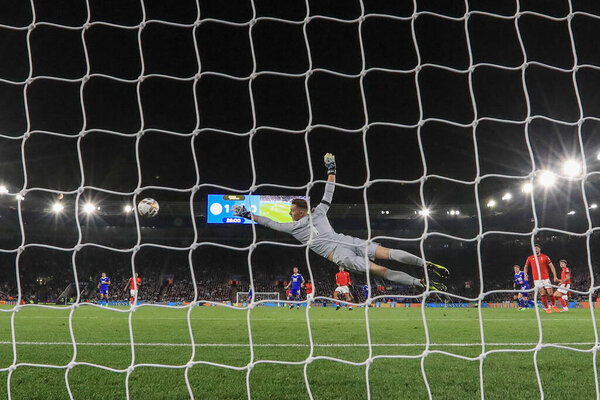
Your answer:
[0,0,598,286]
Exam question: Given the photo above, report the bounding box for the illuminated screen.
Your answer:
[207,194,309,224]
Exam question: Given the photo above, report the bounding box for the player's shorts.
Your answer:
[130,289,138,297]
[519,285,530,297]
[334,285,350,294]
[100,287,108,295]
[289,288,300,297]
[332,236,379,273]
[533,279,552,289]
[557,284,570,294]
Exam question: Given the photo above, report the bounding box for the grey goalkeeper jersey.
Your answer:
[256,181,350,259]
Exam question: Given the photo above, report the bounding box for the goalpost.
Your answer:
[236,292,279,304]
[0,0,598,399]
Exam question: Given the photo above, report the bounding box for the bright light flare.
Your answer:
[0,185,8,195]
[501,192,512,201]
[590,203,598,210]
[597,151,600,161]
[52,202,64,213]
[83,203,96,214]
[15,194,24,201]
[538,171,556,187]
[562,159,582,177]
[486,200,496,208]
[521,183,533,193]
[124,205,132,213]
[567,210,576,215]
[418,208,430,217]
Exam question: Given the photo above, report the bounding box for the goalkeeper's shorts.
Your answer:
[332,237,379,273]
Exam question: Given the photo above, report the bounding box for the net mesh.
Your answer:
[0,0,599,398]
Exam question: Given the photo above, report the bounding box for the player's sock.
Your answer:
[540,295,548,309]
[549,296,555,306]
[383,269,422,286]
[519,298,525,308]
[389,249,424,267]
[559,297,567,308]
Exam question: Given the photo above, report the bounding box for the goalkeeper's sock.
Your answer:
[389,249,424,267]
[559,297,567,307]
[383,269,422,286]
[540,295,548,309]
[519,298,525,308]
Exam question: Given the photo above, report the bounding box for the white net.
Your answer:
[0,0,599,398]
[236,292,279,304]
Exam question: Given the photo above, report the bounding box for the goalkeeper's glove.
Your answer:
[324,153,336,175]
[232,204,252,220]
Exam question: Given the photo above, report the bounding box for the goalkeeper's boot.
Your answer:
[420,279,447,292]
[427,262,449,279]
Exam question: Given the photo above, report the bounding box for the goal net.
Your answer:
[0,0,599,399]
[236,292,279,304]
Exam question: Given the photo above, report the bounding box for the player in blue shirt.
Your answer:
[248,286,253,303]
[285,267,305,309]
[513,265,534,310]
[98,272,110,306]
[362,284,369,300]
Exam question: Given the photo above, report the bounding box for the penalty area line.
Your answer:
[0,341,596,347]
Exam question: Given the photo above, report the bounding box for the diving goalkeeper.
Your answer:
[232,153,449,291]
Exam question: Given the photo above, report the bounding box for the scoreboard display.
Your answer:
[206,194,309,224]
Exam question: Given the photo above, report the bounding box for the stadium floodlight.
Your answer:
[456,210,460,215]
[590,203,598,210]
[521,183,533,193]
[486,200,496,208]
[82,203,96,214]
[562,159,582,177]
[538,171,556,187]
[567,210,576,215]
[418,208,430,217]
[52,203,64,213]
[0,185,7,195]
[501,192,512,201]
[124,205,133,213]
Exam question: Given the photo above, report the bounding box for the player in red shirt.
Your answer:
[553,259,571,312]
[305,281,314,301]
[124,273,142,305]
[523,244,558,313]
[334,266,353,310]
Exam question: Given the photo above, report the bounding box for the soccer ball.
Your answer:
[137,198,159,218]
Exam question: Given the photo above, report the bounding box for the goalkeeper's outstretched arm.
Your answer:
[232,153,337,231]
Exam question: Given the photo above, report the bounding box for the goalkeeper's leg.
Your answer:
[374,246,450,279]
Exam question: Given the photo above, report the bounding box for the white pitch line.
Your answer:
[0,341,596,347]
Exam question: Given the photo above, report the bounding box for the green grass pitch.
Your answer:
[0,305,598,399]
